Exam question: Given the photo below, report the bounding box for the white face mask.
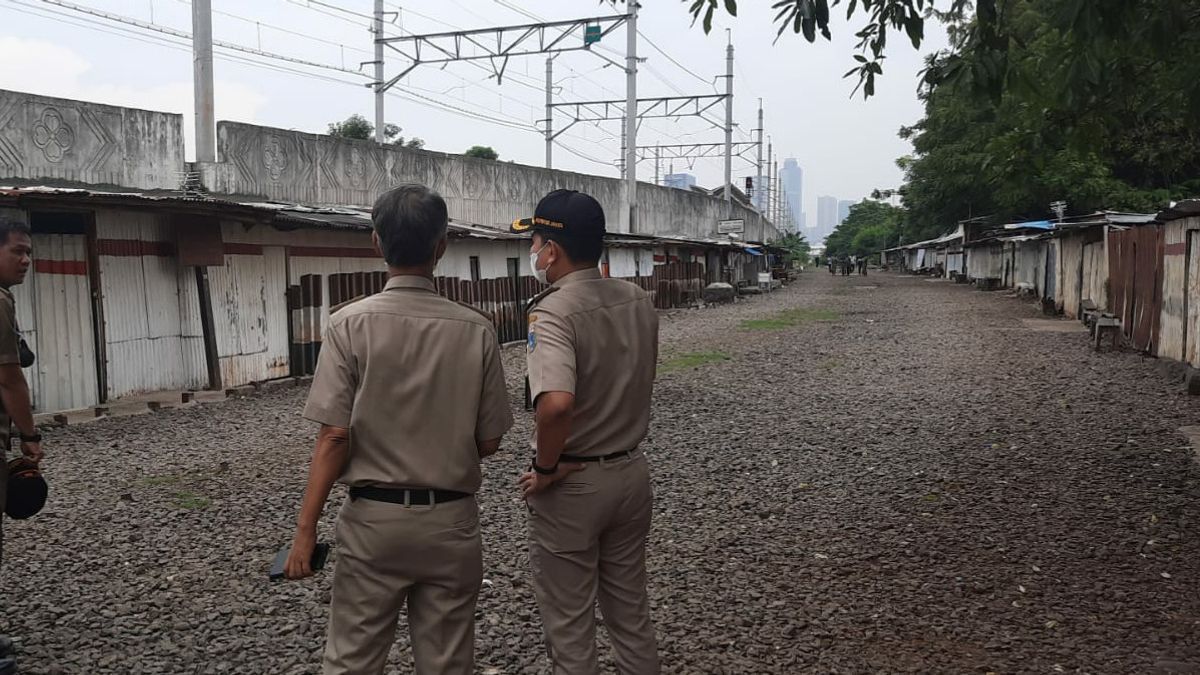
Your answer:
[530,241,551,284]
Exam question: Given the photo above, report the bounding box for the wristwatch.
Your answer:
[19,431,41,443]
[531,460,558,476]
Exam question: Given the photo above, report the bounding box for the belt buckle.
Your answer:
[407,488,436,510]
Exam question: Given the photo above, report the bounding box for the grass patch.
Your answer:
[820,358,844,371]
[138,474,183,487]
[658,351,731,374]
[741,308,839,331]
[172,491,210,510]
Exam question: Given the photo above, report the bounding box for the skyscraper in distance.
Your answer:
[838,199,855,225]
[663,173,697,190]
[817,196,839,236]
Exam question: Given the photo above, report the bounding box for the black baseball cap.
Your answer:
[511,189,606,240]
[6,457,47,520]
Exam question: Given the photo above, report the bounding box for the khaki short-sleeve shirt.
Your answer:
[526,268,658,457]
[303,275,513,494]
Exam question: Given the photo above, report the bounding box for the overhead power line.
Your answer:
[5,0,543,135]
[34,0,370,78]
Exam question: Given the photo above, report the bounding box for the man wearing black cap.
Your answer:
[513,189,661,674]
[0,217,41,675]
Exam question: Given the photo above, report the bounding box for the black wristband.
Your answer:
[20,432,41,443]
[531,460,557,476]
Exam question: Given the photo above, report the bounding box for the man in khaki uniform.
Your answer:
[285,184,514,675]
[0,217,41,675]
[513,190,661,674]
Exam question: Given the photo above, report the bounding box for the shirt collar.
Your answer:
[553,267,603,288]
[384,275,437,293]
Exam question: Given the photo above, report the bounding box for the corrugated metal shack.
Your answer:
[1154,200,1200,365]
[0,186,770,413]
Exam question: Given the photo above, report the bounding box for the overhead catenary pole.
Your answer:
[192,0,215,162]
[766,136,773,223]
[624,2,639,233]
[723,30,734,205]
[773,158,780,224]
[545,56,554,167]
[755,98,763,212]
[654,145,661,185]
[373,0,386,143]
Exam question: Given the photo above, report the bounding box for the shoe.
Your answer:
[0,656,15,675]
[0,637,12,657]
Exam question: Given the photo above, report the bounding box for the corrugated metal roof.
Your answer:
[1155,199,1200,222]
[1,185,768,250]
[1003,220,1054,230]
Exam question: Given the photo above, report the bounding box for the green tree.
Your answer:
[674,0,1198,102]
[328,114,373,140]
[327,115,425,148]
[776,231,812,266]
[824,200,904,258]
[897,0,1200,230]
[464,146,500,160]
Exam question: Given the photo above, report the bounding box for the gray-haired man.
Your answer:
[286,185,513,674]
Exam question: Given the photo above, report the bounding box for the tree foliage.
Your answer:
[681,0,1199,105]
[682,0,972,97]
[824,200,904,257]
[898,0,1200,234]
[327,114,425,149]
[464,145,500,160]
[776,231,812,265]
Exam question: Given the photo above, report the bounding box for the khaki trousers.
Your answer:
[0,449,6,568]
[323,494,482,675]
[527,453,660,675]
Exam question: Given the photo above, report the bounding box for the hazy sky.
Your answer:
[0,0,947,223]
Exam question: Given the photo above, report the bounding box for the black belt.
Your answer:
[559,449,638,463]
[349,486,470,505]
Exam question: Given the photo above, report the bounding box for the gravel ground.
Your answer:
[1,270,1198,674]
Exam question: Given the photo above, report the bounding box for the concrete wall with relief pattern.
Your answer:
[0,90,184,190]
[202,121,779,242]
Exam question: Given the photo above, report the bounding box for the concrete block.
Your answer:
[1186,369,1200,396]
[702,283,736,304]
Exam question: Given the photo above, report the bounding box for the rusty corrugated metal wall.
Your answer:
[1107,225,1163,353]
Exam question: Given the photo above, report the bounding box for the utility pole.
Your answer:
[192,0,215,162]
[624,2,639,233]
[619,116,627,179]
[545,56,554,167]
[755,98,763,212]
[766,136,773,223]
[654,145,661,185]
[373,0,385,143]
[774,158,781,225]
[723,30,734,205]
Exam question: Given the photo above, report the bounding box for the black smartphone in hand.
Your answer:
[269,542,331,581]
